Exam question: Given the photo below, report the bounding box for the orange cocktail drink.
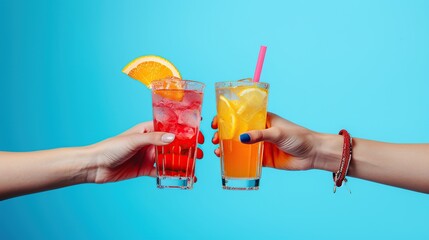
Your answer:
[215,79,269,190]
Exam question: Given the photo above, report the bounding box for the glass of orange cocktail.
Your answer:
[215,79,269,190]
[152,78,205,189]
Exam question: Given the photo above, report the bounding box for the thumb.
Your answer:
[128,132,175,148]
[239,128,281,144]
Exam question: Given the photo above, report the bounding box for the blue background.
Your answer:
[1,0,428,239]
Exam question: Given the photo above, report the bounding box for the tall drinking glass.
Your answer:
[151,78,205,189]
[215,79,269,190]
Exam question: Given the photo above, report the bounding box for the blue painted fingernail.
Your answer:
[240,133,251,143]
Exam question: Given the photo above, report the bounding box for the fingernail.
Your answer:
[161,133,175,143]
[240,133,251,143]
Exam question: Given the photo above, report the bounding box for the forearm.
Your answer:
[0,147,96,200]
[314,134,429,193]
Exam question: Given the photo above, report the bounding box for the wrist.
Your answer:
[71,145,99,184]
[312,133,343,172]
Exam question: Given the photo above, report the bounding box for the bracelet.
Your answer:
[333,129,352,193]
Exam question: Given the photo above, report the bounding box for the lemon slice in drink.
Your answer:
[217,95,237,139]
[236,87,268,121]
[238,87,268,107]
[122,55,184,100]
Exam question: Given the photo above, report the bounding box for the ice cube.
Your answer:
[182,91,202,109]
[153,107,178,126]
[177,125,196,140]
[152,93,164,105]
[178,109,200,127]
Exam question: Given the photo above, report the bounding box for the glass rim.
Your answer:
[151,78,205,87]
[215,78,269,88]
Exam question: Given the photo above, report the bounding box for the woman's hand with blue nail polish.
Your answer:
[212,113,317,171]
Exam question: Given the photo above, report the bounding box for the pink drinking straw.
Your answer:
[252,45,267,82]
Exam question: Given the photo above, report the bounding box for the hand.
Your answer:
[212,112,317,171]
[89,122,204,183]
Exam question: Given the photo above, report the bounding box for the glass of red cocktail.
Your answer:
[151,78,205,189]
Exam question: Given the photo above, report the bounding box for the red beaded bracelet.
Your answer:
[333,129,352,193]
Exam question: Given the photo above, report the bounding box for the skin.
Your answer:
[212,113,429,194]
[0,122,204,200]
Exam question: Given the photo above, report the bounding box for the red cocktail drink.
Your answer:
[151,79,204,189]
